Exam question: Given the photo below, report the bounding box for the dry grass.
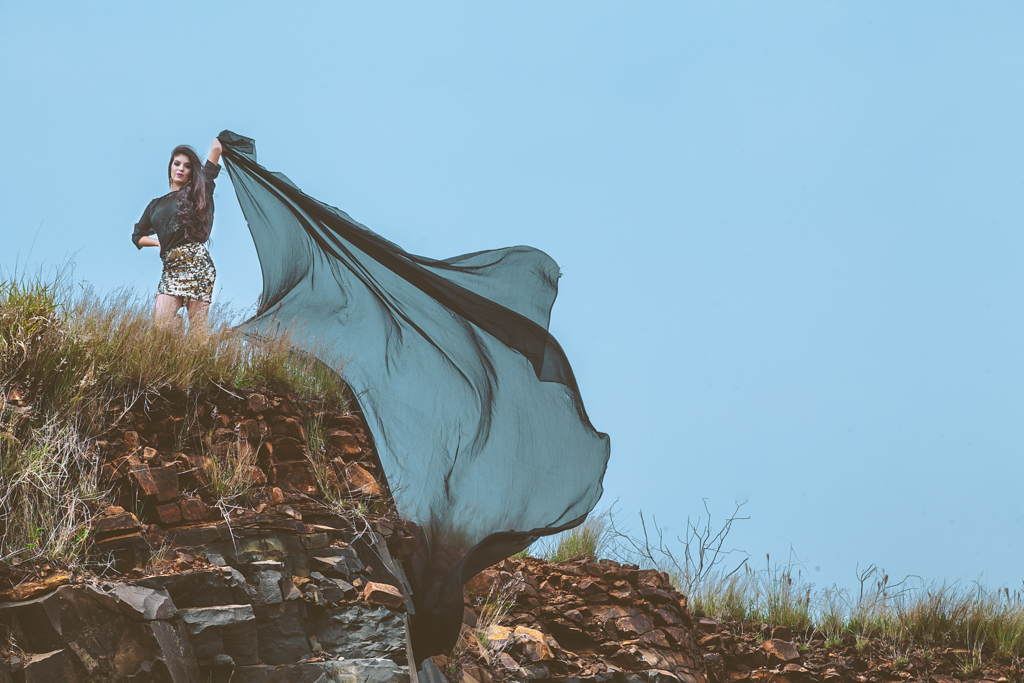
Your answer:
[0,417,104,563]
[690,562,1024,660]
[538,512,608,564]
[303,413,372,524]
[202,442,260,507]
[450,574,524,677]
[0,272,348,564]
[600,507,1024,662]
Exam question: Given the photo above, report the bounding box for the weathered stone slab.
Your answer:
[272,460,318,495]
[20,649,80,683]
[92,509,143,537]
[149,619,201,683]
[325,428,362,454]
[234,658,409,683]
[179,496,210,521]
[0,572,73,602]
[86,582,178,620]
[253,601,311,665]
[313,604,407,663]
[0,592,65,652]
[36,586,162,679]
[762,638,801,664]
[179,604,259,665]
[341,462,381,496]
[155,502,183,524]
[364,581,404,609]
[144,569,251,607]
[151,462,179,501]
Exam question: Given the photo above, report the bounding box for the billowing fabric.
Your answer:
[218,131,610,659]
[157,243,216,302]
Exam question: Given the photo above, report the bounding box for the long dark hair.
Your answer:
[168,145,212,242]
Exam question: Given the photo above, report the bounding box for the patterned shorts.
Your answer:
[158,243,216,303]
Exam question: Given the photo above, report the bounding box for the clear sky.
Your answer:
[2,2,1022,593]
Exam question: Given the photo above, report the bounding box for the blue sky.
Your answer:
[2,2,1022,592]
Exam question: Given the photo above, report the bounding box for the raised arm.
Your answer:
[207,137,223,166]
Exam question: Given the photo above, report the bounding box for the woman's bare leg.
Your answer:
[154,294,183,327]
[185,298,210,333]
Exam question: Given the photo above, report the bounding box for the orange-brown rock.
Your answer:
[150,463,179,501]
[155,502,182,524]
[247,392,270,413]
[179,497,210,522]
[363,581,404,609]
[326,429,362,455]
[0,571,71,601]
[513,625,554,661]
[272,461,318,495]
[92,508,143,538]
[271,416,306,440]
[763,638,801,664]
[341,462,381,497]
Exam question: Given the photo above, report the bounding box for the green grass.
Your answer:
[202,441,260,507]
[539,512,608,564]
[0,272,348,564]
[0,418,103,564]
[678,551,1024,662]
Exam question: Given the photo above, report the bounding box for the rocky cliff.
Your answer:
[0,384,710,683]
[2,383,1015,683]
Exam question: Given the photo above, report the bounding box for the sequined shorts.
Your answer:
[157,243,216,303]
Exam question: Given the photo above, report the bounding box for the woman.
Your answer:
[132,138,223,329]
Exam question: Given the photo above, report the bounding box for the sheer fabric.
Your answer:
[219,131,610,658]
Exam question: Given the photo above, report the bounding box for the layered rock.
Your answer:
[449,557,707,683]
[0,530,411,682]
[0,384,716,683]
[0,386,413,682]
[687,618,1020,683]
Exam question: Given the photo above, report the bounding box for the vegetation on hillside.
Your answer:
[0,273,346,565]
[531,504,1024,667]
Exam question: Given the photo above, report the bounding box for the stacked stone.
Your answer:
[0,530,411,683]
[86,386,390,570]
[456,557,708,683]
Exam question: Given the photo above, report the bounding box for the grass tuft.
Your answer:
[540,512,608,564]
[0,418,104,563]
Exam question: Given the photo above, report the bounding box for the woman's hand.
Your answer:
[138,236,160,248]
[208,137,223,165]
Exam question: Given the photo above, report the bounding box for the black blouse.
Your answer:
[132,160,220,259]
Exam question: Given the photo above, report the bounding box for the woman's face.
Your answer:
[170,154,193,186]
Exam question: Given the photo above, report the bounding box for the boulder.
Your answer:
[341,462,382,496]
[325,428,362,454]
[149,619,202,683]
[364,581,404,610]
[86,582,178,620]
[19,649,80,683]
[11,586,167,680]
[762,638,801,664]
[247,393,270,413]
[313,605,407,663]
[253,601,311,665]
[513,625,554,661]
[272,461,318,495]
[179,604,259,666]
